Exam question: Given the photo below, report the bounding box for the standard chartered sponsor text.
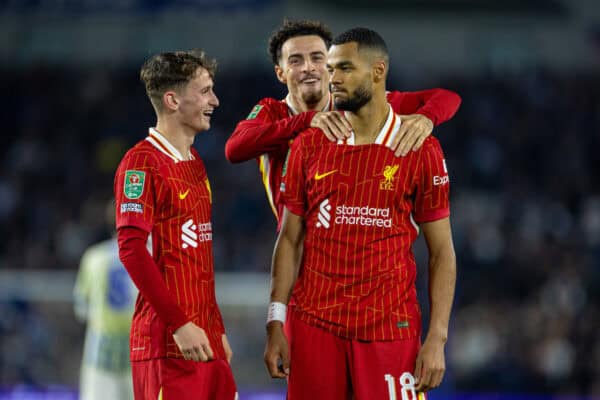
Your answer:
[196,222,212,242]
[335,205,392,228]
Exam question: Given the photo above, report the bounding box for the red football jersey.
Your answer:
[114,128,225,361]
[281,106,450,341]
[225,90,460,230]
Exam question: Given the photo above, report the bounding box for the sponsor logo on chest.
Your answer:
[316,198,392,229]
[181,219,212,249]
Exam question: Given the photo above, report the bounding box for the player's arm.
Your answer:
[225,100,317,163]
[414,218,456,392]
[118,226,215,362]
[264,207,305,379]
[388,88,461,156]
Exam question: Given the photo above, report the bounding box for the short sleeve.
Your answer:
[280,134,306,217]
[114,150,161,232]
[413,138,450,223]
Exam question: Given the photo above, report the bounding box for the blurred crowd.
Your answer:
[1,64,599,395]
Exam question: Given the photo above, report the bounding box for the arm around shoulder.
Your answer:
[225,99,316,163]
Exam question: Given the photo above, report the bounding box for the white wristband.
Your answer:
[267,302,287,324]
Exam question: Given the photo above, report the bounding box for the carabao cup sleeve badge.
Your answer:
[124,170,146,199]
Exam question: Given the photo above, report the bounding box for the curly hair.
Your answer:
[268,19,333,65]
[140,49,217,110]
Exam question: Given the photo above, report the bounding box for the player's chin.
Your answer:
[196,118,211,132]
[301,88,324,104]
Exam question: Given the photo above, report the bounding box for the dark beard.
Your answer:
[301,89,324,107]
[334,84,372,112]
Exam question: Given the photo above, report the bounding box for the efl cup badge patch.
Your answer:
[246,104,263,120]
[124,170,145,199]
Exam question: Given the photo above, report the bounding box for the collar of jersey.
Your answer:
[284,93,334,116]
[146,127,194,163]
[338,104,401,147]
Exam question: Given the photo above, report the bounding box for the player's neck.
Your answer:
[154,120,194,161]
[346,94,389,145]
[287,92,330,113]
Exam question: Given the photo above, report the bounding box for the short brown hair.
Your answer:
[140,50,217,110]
[268,19,332,65]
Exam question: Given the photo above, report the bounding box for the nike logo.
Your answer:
[314,170,337,180]
[179,189,190,200]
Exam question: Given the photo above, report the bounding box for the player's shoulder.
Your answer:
[385,90,405,104]
[118,139,163,171]
[422,135,442,148]
[258,97,288,113]
[418,136,444,157]
[244,97,288,121]
[257,97,283,106]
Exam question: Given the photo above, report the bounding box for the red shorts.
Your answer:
[288,315,427,400]
[131,358,237,400]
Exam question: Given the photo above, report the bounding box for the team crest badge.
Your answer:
[246,104,263,120]
[380,164,399,191]
[124,170,145,199]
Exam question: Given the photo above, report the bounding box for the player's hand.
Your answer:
[264,321,290,379]
[393,114,434,157]
[172,322,214,362]
[414,335,446,392]
[222,334,233,364]
[311,111,352,142]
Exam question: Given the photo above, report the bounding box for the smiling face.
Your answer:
[275,35,329,108]
[175,67,219,132]
[327,42,374,113]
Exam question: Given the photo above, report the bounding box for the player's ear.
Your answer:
[275,64,287,84]
[373,60,386,83]
[163,90,179,111]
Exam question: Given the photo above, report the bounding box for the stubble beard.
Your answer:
[301,88,324,108]
[334,83,372,113]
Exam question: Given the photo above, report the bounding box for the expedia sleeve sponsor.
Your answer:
[433,158,449,186]
[413,140,451,223]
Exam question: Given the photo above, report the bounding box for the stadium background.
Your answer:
[1,0,600,398]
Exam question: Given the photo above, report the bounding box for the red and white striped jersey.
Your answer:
[114,128,225,361]
[226,89,461,231]
[282,106,450,341]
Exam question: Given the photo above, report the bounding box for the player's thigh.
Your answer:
[288,317,351,400]
[159,358,237,400]
[350,337,426,400]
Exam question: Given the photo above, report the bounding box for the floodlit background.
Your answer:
[1,0,600,398]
